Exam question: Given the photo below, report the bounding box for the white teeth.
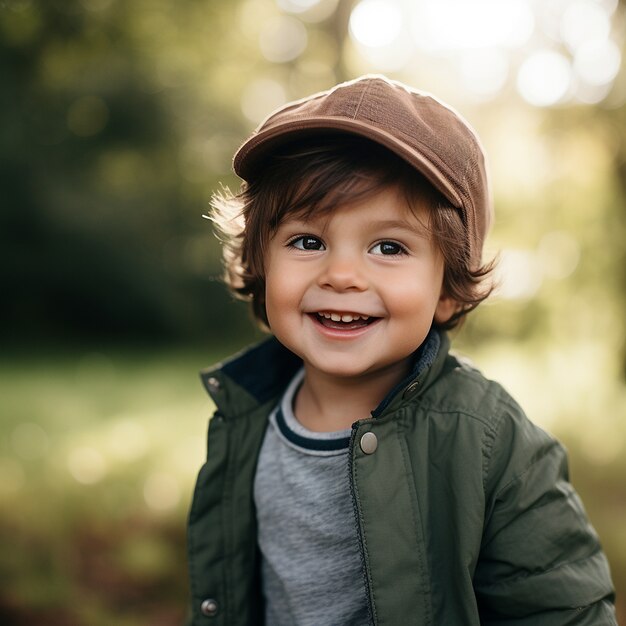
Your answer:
[317,311,371,322]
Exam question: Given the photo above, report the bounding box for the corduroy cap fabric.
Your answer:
[233,74,492,268]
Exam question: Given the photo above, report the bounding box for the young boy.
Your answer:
[186,75,616,625]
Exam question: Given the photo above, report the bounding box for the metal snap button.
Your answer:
[207,376,221,393]
[403,380,420,398]
[201,598,219,617]
[360,432,378,454]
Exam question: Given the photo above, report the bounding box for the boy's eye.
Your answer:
[370,241,406,255]
[290,236,325,251]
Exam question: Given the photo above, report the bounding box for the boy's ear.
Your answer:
[434,293,458,325]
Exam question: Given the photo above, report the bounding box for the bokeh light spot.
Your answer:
[353,32,414,72]
[576,81,613,104]
[459,49,509,98]
[574,39,621,86]
[495,249,543,300]
[107,419,148,462]
[349,0,403,48]
[517,50,572,106]
[560,0,611,52]
[259,15,308,63]
[143,472,180,511]
[240,78,287,124]
[277,0,321,12]
[67,446,107,484]
[410,0,534,53]
[277,0,339,22]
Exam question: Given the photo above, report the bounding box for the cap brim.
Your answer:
[233,117,463,209]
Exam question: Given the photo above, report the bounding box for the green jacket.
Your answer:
[187,332,616,625]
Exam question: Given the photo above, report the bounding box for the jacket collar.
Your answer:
[200,328,450,419]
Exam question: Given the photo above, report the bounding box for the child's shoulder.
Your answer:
[432,350,565,480]
[428,351,522,416]
[427,350,557,447]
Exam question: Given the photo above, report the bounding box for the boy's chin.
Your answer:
[302,355,410,383]
[301,355,367,378]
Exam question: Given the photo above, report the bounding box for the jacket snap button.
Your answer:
[207,377,221,393]
[201,598,219,617]
[360,432,378,454]
[403,380,419,398]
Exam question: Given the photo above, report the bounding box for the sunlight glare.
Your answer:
[410,0,534,52]
[349,0,403,48]
[344,0,622,106]
[599,0,619,15]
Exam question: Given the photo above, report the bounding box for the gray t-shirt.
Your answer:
[253,369,369,625]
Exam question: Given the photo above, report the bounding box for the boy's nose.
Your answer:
[318,253,368,292]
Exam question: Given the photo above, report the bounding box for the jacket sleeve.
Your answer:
[473,394,617,625]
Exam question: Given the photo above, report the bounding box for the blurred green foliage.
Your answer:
[1,0,259,345]
[2,0,626,623]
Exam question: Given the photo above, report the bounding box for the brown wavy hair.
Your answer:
[209,134,495,330]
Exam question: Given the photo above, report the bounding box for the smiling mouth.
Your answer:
[310,311,381,331]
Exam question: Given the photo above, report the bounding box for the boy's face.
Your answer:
[264,185,456,385]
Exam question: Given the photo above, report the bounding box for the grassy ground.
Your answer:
[0,343,624,623]
[0,345,221,626]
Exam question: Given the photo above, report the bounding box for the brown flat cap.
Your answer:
[233,74,492,267]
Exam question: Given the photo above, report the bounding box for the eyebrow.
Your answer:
[281,216,429,237]
[369,219,428,236]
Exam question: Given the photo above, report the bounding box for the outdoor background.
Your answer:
[1,0,626,623]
